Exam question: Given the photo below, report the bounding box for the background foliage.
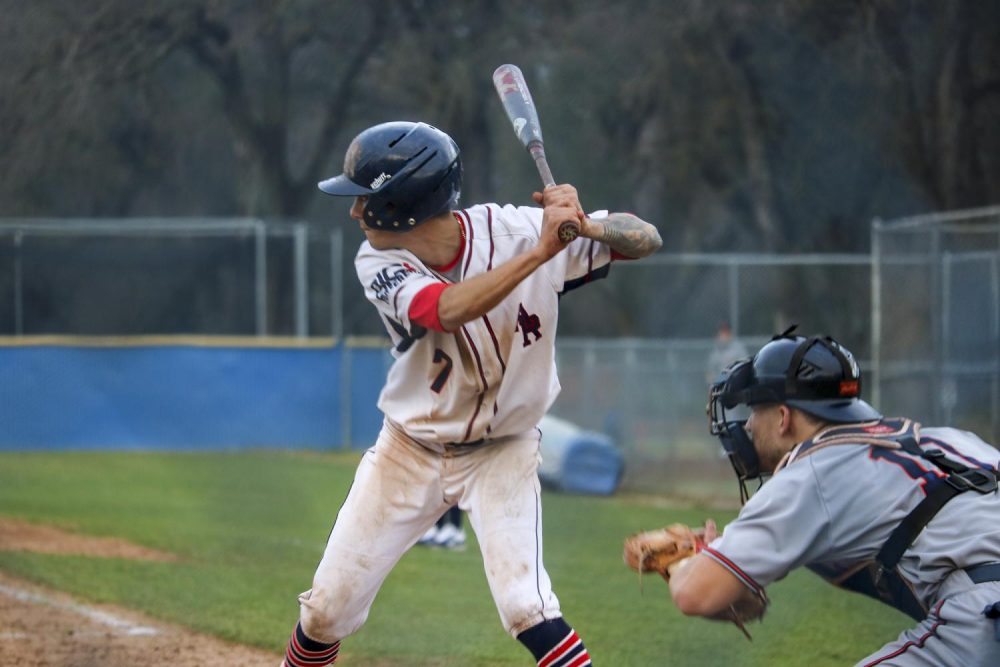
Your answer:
[3,0,999,253]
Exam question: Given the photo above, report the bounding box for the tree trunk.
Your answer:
[714,30,782,251]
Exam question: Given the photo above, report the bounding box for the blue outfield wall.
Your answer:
[0,339,388,450]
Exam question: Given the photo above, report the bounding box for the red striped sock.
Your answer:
[517,618,592,667]
[284,622,340,666]
[538,629,591,667]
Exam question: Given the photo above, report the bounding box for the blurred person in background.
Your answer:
[705,321,748,384]
[417,505,466,550]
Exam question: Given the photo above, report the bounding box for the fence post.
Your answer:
[13,230,23,335]
[871,218,882,410]
[330,229,343,341]
[930,225,943,424]
[293,222,309,338]
[941,251,953,424]
[254,220,268,336]
[728,259,740,334]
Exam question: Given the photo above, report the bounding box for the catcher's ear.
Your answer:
[777,405,793,434]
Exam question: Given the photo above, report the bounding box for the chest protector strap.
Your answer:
[794,418,998,620]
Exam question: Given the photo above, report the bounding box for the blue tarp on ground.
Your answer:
[537,414,624,495]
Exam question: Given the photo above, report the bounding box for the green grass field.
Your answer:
[0,450,912,665]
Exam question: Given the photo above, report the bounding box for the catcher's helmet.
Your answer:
[318,121,462,231]
[719,327,881,423]
[707,327,881,498]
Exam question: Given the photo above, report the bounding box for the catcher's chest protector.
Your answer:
[789,418,998,621]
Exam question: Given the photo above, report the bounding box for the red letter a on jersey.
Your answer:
[516,303,543,346]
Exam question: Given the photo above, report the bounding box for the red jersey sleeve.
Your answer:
[408,282,451,333]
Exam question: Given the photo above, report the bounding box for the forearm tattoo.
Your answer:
[592,213,663,258]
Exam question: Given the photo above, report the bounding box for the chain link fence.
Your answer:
[872,205,1000,448]
[3,212,997,501]
[0,219,872,346]
[0,218,343,338]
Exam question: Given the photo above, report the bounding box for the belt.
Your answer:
[965,562,1000,584]
[445,438,486,448]
[440,437,489,458]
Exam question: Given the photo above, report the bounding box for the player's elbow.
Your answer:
[430,286,464,332]
[436,302,469,333]
[671,583,712,617]
[670,576,729,618]
[646,227,663,255]
[621,220,663,259]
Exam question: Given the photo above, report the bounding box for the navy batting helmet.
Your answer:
[318,121,462,231]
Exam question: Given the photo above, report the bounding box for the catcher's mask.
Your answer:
[708,361,762,504]
[708,326,881,502]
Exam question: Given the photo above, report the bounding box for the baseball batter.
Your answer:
[665,331,1000,666]
[280,121,662,667]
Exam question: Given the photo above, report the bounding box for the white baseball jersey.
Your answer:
[705,418,1000,665]
[355,203,612,444]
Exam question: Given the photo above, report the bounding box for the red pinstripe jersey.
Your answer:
[354,203,613,445]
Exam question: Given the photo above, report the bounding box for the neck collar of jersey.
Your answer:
[429,213,467,273]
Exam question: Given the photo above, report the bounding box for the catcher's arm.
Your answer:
[669,552,768,640]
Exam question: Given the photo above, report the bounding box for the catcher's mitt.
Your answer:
[623,521,768,641]
[622,523,707,581]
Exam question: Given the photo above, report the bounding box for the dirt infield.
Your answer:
[0,517,281,667]
[0,517,178,561]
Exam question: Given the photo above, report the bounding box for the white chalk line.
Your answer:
[1,630,128,640]
[0,583,161,636]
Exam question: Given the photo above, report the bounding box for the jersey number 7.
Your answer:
[431,348,453,393]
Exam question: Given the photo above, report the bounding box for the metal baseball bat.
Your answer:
[491,64,579,243]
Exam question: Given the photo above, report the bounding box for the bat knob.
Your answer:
[557,220,580,243]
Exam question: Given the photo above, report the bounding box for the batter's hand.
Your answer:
[532,184,586,257]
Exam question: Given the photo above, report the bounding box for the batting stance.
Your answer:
[280,121,662,667]
[643,329,1000,665]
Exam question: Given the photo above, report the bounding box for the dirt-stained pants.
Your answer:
[297,420,560,642]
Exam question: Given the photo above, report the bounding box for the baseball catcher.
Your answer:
[628,328,1000,665]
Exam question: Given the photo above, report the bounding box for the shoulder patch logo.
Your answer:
[370,263,417,302]
[515,303,542,346]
